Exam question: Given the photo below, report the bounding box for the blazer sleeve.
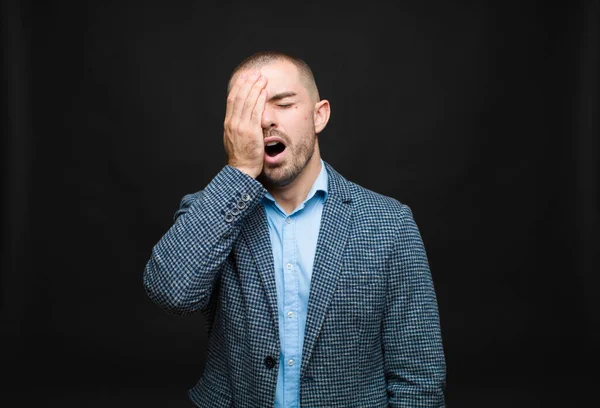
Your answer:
[143,165,266,316]
[383,204,447,407]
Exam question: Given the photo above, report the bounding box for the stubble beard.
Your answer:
[259,130,316,188]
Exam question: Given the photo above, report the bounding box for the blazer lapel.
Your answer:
[241,204,280,332]
[300,162,352,377]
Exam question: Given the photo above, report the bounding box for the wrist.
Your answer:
[231,165,261,179]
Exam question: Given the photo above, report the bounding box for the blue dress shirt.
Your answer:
[262,160,328,408]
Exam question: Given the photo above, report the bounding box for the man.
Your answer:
[143,50,446,407]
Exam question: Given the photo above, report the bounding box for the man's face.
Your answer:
[238,60,319,188]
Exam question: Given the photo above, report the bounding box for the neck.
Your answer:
[268,145,322,215]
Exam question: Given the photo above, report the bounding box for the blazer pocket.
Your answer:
[337,271,381,293]
[335,272,386,330]
[191,375,233,408]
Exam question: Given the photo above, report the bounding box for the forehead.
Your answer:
[235,60,306,97]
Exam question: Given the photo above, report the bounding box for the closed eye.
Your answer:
[277,104,293,108]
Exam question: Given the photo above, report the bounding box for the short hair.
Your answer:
[227,50,320,101]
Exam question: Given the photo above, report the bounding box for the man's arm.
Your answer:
[383,204,446,407]
[142,167,266,315]
[143,70,269,316]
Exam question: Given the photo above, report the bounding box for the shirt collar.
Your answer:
[264,159,329,206]
[306,158,329,201]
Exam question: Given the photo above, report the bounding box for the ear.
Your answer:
[313,99,330,134]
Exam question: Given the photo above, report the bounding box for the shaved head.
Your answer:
[227,51,320,102]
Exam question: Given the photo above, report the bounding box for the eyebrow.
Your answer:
[268,91,297,102]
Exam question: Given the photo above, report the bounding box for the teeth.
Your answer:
[266,141,279,146]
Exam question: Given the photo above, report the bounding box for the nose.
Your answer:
[261,103,276,130]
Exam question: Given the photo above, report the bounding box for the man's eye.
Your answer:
[277,104,292,108]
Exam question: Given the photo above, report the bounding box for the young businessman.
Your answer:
[143,50,446,407]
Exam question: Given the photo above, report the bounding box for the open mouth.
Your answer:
[265,141,286,157]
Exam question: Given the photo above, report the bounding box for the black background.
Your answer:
[2,0,598,407]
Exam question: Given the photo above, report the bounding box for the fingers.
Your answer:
[222,72,267,179]
[224,73,246,124]
[226,72,264,128]
[241,74,267,121]
[251,88,267,125]
[230,73,257,121]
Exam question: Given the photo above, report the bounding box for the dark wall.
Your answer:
[2,0,598,406]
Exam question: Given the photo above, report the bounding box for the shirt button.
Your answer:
[287,311,294,318]
[286,263,292,270]
[286,218,291,224]
[288,359,294,366]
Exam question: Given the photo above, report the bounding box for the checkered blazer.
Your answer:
[144,162,446,407]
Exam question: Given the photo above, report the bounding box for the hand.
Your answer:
[223,71,268,179]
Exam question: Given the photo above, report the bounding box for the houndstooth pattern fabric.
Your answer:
[143,162,446,407]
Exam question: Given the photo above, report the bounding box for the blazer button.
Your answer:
[264,356,275,369]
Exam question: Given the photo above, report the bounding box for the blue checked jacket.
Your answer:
[143,162,446,408]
